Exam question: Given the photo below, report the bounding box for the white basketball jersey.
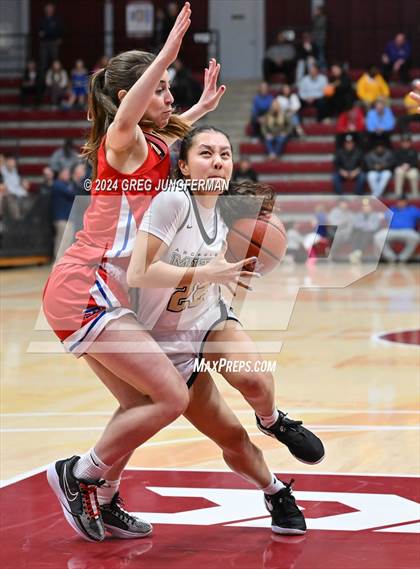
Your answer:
[137,189,228,331]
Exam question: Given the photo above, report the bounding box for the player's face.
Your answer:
[181,131,233,190]
[143,71,174,128]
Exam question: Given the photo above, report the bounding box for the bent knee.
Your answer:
[162,384,190,421]
[236,373,271,398]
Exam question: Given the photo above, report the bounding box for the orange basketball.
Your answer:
[226,214,287,275]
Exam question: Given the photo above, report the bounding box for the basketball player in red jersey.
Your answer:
[43,3,256,542]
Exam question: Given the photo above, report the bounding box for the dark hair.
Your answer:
[81,49,190,177]
[175,126,275,226]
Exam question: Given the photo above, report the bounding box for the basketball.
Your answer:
[226,214,287,275]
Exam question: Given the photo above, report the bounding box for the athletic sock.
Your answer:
[261,475,285,495]
[257,409,279,428]
[97,478,121,505]
[72,448,111,481]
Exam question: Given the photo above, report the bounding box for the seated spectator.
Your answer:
[295,32,319,84]
[250,82,274,138]
[285,222,307,263]
[356,65,390,107]
[365,142,394,198]
[232,158,258,183]
[260,99,292,159]
[314,204,329,238]
[276,84,304,136]
[263,31,297,84]
[381,32,411,84]
[336,103,365,148]
[20,60,44,107]
[323,63,354,119]
[92,55,109,74]
[374,199,420,262]
[398,79,420,133]
[349,201,382,263]
[169,59,201,108]
[328,200,355,259]
[333,135,366,195]
[64,59,89,109]
[45,59,69,108]
[298,64,328,122]
[366,98,395,147]
[0,155,30,220]
[394,134,419,197]
[69,162,89,234]
[39,166,55,195]
[52,167,76,259]
[49,139,80,175]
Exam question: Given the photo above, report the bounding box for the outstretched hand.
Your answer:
[159,2,191,65]
[408,89,420,111]
[197,58,226,113]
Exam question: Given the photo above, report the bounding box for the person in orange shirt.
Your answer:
[356,65,390,107]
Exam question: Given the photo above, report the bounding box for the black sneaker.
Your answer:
[264,479,306,535]
[256,410,325,464]
[101,492,153,539]
[47,455,105,542]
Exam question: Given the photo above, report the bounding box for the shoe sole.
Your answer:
[272,525,306,535]
[104,523,153,539]
[46,462,104,543]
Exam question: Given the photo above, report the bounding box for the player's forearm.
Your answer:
[179,103,209,125]
[127,260,210,289]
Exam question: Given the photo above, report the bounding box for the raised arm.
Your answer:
[107,2,191,153]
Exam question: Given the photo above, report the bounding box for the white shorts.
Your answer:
[150,300,240,386]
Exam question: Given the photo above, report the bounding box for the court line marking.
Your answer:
[372,328,420,348]
[2,408,420,417]
[1,425,419,433]
[1,465,419,489]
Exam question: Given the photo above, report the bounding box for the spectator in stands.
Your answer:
[314,204,329,238]
[92,55,109,74]
[169,59,201,108]
[374,199,420,262]
[333,134,366,195]
[381,33,411,84]
[298,63,328,122]
[45,59,69,109]
[398,79,420,133]
[39,166,55,195]
[49,139,80,175]
[365,142,394,197]
[152,8,166,50]
[52,167,76,259]
[328,200,354,259]
[260,99,292,160]
[366,98,396,147]
[250,82,273,138]
[0,155,30,220]
[311,5,327,69]
[295,32,319,84]
[336,103,365,148]
[20,60,44,108]
[69,162,89,234]
[262,31,297,84]
[323,63,354,119]
[349,201,382,264]
[232,158,258,183]
[356,65,390,107]
[163,2,180,42]
[38,2,63,73]
[276,84,304,136]
[64,59,89,109]
[394,134,419,197]
[285,222,307,263]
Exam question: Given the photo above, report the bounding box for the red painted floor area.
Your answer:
[1,470,419,569]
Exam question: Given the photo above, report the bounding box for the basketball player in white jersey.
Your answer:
[125,126,325,535]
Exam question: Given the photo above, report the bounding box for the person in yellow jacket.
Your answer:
[356,65,390,106]
[398,79,420,132]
